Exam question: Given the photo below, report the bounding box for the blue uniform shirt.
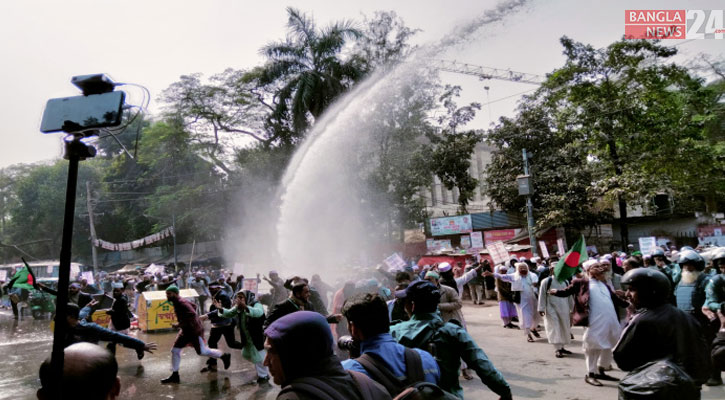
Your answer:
[341,332,440,385]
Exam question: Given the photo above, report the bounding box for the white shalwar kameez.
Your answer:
[583,279,621,374]
[495,272,540,336]
[537,277,573,350]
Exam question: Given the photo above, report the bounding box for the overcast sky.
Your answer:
[0,0,722,169]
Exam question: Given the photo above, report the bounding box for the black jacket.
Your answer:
[264,298,336,331]
[205,292,233,327]
[713,331,725,371]
[106,294,131,331]
[613,303,710,384]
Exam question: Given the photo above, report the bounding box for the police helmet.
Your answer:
[678,249,705,271]
[651,248,666,258]
[621,268,671,307]
[711,248,725,265]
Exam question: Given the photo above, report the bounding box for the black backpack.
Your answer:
[355,348,458,400]
[280,370,390,400]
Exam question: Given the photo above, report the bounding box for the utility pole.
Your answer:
[518,148,538,257]
[86,181,98,274]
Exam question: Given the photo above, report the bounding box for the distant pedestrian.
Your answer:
[537,266,573,358]
[494,265,519,329]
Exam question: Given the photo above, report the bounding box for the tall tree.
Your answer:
[484,37,721,248]
[259,7,365,136]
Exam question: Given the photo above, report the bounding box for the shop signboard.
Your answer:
[426,239,452,252]
[483,229,518,246]
[430,215,472,236]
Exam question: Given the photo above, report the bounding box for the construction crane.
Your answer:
[433,59,544,85]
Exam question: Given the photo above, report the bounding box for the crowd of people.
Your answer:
[3,244,725,399]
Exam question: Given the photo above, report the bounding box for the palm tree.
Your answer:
[260,7,364,136]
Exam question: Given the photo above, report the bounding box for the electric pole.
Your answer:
[518,148,538,257]
[86,181,99,274]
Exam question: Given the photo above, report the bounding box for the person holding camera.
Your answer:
[339,293,440,396]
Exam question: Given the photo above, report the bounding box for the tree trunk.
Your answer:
[607,138,629,250]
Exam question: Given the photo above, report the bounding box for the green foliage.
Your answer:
[258,7,366,136]
[1,161,101,261]
[484,36,724,235]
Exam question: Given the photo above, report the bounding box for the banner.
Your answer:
[94,226,175,251]
[638,236,658,256]
[538,241,549,259]
[430,215,472,236]
[384,253,407,270]
[46,265,54,274]
[487,241,510,266]
[0,270,6,281]
[426,239,452,252]
[557,238,565,256]
[470,231,484,249]
[460,235,471,249]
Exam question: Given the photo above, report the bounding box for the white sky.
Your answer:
[0,0,722,169]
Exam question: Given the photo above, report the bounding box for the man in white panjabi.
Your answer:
[549,260,628,386]
[537,265,573,358]
[488,262,541,342]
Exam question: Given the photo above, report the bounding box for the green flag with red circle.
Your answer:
[554,236,587,283]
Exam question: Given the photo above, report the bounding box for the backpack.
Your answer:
[280,370,390,400]
[355,348,457,400]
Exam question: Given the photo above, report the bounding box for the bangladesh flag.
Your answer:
[554,236,587,283]
[9,261,37,291]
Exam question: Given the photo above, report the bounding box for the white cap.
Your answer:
[582,259,598,270]
[438,262,452,272]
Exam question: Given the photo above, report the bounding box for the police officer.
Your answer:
[614,268,710,386]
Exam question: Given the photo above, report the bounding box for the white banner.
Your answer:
[0,270,6,281]
[638,236,657,256]
[95,226,174,251]
[47,265,54,274]
[81,271,94,284]
[557,239,565,256]
[487,241,510,266]
[538,241,549,259]
[470,231,484,249]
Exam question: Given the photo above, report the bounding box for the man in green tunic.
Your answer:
[389,281,512,399]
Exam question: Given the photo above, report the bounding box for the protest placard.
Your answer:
[81,271,94,284]
[242,278,258,294]
[638,236,658,256]
[487,241,509,266]
[384,253,407,270]
[538,241,549,259]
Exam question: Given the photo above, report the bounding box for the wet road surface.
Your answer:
[1,304,724,400]
[0,310,278,400]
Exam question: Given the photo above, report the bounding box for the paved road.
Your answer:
[1,303,723,399]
